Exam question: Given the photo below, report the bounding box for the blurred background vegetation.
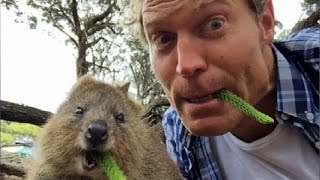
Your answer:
[1,120,41,147]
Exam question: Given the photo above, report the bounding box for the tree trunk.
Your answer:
[291,8,320,33]
[76,33,89,79]
[0,100,52,126]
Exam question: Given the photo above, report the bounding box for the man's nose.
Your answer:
[176,35,207,77]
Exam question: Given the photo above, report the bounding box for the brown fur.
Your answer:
[27,75,181,180]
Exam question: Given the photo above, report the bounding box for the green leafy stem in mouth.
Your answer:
[217,89,274,124]
[91,151,127,180]
[91,90,273,179]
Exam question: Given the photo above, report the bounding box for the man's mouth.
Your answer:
[186,92,219,104]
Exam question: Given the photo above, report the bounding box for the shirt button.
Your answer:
[306,112,314,121]
[280,113,290,120]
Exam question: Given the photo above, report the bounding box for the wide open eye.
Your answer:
[154,32,175,46]
[114,113,125,123]
[201,17,226,39]
[209,18,224,31]
[75,106,84,115]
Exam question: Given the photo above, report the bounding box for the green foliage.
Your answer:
[304,0,319,6]
[301,0,319,15]
[0,120,41,146]
[1,132,15,146]
[7,123,41,137]
[217,90,274,124]
[93,152,127,180]
[276,29,291,40]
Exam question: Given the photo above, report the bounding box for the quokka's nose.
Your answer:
[86,121,107,148]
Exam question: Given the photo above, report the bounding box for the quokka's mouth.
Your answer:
[81,150,101,170]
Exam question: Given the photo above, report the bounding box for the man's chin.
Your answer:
[182,116,233,137]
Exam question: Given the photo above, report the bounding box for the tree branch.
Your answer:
[69,0,81,35]
[87,37,108,47]
[57,2,75,27]
[85,2,115,28]
[291,8,320,33]
[52,23,79,47]
[0,100,52,126]
[86,22,111,36]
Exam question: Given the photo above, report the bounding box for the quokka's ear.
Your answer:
[74,74,95,86]
[118,82,130,94]
[69,74,97,93]
[78,74,95,82]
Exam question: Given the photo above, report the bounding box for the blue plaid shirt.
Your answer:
[162,27,320,180]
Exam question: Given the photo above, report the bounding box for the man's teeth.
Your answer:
[189,93,217,103]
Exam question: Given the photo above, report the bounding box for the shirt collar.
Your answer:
[273,45,318,123]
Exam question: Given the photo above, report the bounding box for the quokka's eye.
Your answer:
[115,113,125,123]
[75,106,84,115]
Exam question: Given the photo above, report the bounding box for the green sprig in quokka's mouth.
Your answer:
[91,151,127,180]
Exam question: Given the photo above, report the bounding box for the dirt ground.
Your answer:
[1,174,25,180]
[1,150,32,180]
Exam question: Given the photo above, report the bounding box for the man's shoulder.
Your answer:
[274,27,319,110]
[289,27,319,39]
[274,27,319,52]
[274,27,319,76]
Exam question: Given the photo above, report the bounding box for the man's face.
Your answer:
[142,0,275,136]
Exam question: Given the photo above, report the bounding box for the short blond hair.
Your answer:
[118,0,267,47]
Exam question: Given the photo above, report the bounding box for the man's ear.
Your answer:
[259,0,275,45]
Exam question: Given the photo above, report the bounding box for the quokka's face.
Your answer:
[53,78,136,171]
